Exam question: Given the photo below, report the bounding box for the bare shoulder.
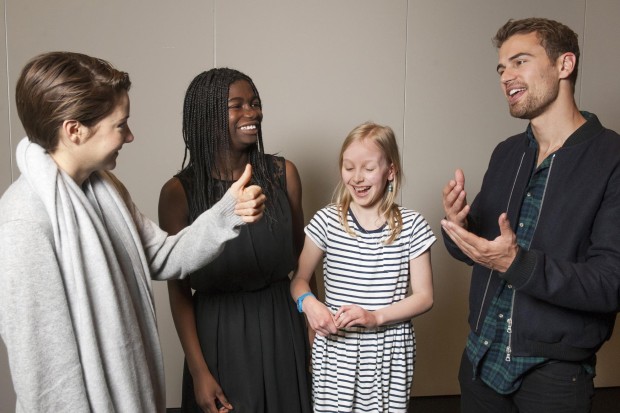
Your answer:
[160,176,186,203]
[285,159,302,186]
[158,176,189,234]
[285,158,299,172]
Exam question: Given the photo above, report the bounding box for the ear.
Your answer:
[60,120,86,145]
[558,52,577,80]
[388,163,396,181]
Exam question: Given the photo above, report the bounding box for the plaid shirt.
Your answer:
[466,129,548,394]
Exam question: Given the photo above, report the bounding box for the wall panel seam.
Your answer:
[3,0,14,182]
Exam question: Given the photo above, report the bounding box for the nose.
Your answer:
[125,128,134,144]
[353,170,364,182]
[500,67,514,84]
[243,105,258,118]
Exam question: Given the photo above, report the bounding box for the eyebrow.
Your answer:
[496,52,534,72]
[227,95,259,102]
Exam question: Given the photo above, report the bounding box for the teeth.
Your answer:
[240,125,256,130]
[509,88,525,96]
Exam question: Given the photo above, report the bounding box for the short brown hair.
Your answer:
[493,18,580,87]
[15,51,131,152]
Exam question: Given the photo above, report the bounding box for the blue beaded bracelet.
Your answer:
[296,292,315,313]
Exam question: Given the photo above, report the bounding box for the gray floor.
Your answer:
[167,387,619,412]
[409,387,620,413]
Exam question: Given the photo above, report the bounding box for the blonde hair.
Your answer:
[333,122,403,244]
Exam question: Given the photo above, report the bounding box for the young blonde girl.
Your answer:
[291,122,435,413]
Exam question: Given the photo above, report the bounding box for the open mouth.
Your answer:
[353,186,370,195]
[240,124,257,131]
[507,87,526,102]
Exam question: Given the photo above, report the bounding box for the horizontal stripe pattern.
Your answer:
[306,205,436,412]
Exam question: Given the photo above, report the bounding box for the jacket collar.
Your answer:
[525,111,604,149]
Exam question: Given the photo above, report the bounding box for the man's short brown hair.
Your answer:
[493,18,580,87]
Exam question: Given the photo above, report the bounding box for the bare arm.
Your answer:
[158,178,232,413]
[290,237,338,337]
[285,160,305,258]
[285,160,319,343]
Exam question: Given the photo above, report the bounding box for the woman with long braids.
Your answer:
[159,68,312,413]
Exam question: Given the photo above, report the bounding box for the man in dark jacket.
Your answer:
[441,17,620,413]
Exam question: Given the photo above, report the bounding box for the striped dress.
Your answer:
[306,205,436,413]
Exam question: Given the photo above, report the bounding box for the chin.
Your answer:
[244,141,259,150]
[351,195,375,208]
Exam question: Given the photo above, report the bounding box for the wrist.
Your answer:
[187,362,211,379]
[296,291,315,313]
[373,309,384,327]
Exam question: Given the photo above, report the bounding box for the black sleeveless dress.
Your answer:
[177,156,312,413]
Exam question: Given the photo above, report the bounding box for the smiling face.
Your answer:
[79,91,133,177]
[227,79,262,152]
[497,32,561,120]
[341,138,394,210]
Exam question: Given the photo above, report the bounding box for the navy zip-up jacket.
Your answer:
[444,113,620,361]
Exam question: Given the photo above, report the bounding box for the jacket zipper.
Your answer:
[474,152,526,332]
[505,153,556,362]
[505,290,516,361]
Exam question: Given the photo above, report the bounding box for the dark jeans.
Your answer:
[459,350,595,413]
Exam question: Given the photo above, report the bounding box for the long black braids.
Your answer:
[180,68,276,223]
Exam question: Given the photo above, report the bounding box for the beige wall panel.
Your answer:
[580,0,620,387]
[0,2,17,411]
[216,0,409,218]
[2,0,215,408]
[404,0,592,396]
[1,0,619,409]
[0,3,11,194]
[580,0,620,134]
